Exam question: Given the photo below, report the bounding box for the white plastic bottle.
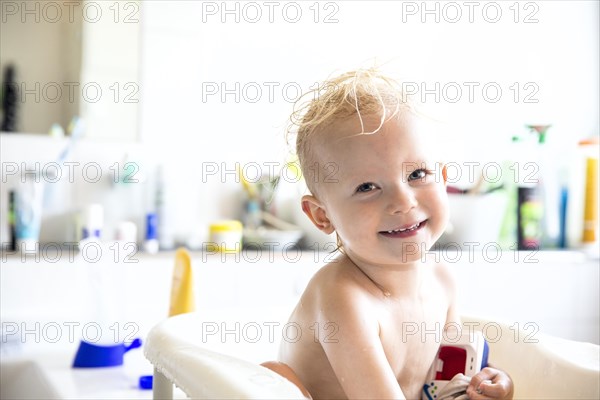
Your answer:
[156,166,175,250]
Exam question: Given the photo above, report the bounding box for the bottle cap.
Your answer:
[139,375,153,390]
[210,220,243,233]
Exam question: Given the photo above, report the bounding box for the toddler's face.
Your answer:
[313,113,449,264]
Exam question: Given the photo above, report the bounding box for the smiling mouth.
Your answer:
[379,220,427,237]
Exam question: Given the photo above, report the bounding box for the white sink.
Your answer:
[0,349,189,400]
[1,359,61,400]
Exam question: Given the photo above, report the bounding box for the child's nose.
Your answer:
[385,185,418,214]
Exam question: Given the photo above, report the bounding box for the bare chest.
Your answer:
[378,296,449,396]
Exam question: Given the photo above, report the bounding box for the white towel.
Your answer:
[435,373,471,400]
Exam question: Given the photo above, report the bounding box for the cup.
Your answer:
[438,192,508,248]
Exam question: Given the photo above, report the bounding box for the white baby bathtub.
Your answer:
[144,307,305,399]
[144,309,600,400]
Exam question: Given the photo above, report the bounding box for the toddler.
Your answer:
[263,68,514,400]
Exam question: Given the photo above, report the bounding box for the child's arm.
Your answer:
[438,263,514,400]
[319,288,407,399]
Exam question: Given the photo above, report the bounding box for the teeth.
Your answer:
[387,222,421,234]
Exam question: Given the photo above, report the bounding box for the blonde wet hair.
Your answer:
[287,67,415,194]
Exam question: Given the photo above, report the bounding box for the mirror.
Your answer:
[0,0,140,141]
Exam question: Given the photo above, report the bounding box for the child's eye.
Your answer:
[408,169,430,181]
[356,182,377,193]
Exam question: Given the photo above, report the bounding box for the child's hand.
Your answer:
[466,367,514,400]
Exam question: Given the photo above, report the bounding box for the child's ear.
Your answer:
[437,162,447,185]
[301,195,335,234]
[442,164,447,185]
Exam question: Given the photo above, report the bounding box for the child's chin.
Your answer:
[380,241,430,263]
[399,252,425,263]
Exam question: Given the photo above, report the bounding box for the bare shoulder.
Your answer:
[283,256,407,399]
[301,255,377,321]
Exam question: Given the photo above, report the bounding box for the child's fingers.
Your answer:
[468,369,512,399]
[466,377,485,399]
[471,367,500,385]
[469,367,499,391]
[468,365,514,399]
[473,380,510,399]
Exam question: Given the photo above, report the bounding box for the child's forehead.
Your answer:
[326,113,427,149]
[311,113,441,170]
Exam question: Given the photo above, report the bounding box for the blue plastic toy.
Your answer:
[73,338,142,368]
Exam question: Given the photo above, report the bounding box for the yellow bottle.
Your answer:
[582,156,599,243]
[169,248,195,317]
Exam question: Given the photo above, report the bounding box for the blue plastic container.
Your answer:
[73,338,142,368]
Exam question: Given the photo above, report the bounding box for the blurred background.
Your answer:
[1,2,598,398]
[1,0,598,251]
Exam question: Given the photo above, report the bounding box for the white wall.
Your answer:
[2,1,598,246]
[139,0,599,241]
[1,250,598,348]
[79,0,140,141]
